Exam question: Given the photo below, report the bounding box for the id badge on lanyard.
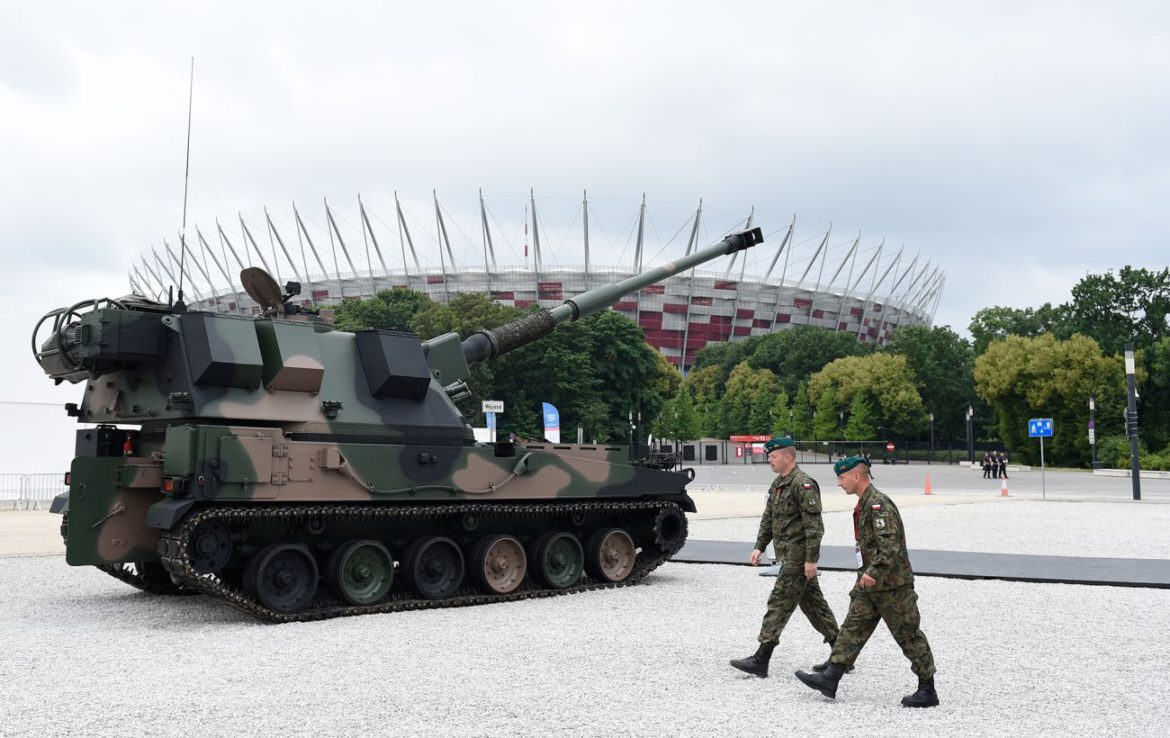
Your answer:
[854,545,863,568]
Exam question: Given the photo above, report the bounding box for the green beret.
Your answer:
[763,436,796,453]
[833,455,871,475]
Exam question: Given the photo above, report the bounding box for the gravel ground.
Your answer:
[2,557,1168,737]
[689,499,1170,559]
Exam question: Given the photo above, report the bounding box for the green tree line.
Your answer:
[330,288,676,443]
[330,263,1170,469]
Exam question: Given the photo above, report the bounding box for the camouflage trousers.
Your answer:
[831,584,935,679]
[757,564,840,646]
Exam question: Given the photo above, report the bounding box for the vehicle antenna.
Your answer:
[175,57,195,311]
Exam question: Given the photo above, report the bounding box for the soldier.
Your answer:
[729,436,840,678]
[794,456,939,708]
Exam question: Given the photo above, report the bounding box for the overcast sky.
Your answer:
[2,1,1168,472]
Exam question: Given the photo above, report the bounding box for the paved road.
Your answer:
[687,460,1170,501]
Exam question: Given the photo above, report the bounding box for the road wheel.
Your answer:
[529,532,583,590]
[327,539,395,606]
[585,528,637,583]
[471,535,527,594]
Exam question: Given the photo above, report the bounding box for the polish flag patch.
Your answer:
[871,504,883,511]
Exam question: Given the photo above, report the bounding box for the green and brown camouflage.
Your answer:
[34,227,763,620]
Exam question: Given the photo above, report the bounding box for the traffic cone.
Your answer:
[924,474,933,495]
[1000,478,1009,497]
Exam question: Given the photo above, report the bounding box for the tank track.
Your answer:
[156,499,684,624]
[95,562,200,596]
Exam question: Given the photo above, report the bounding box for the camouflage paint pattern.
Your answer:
[830,483,935,678]
[753,465,839,646]
[38,229,764,570]
[757,565,840,647]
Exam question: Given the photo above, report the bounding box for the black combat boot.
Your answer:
[729,643,774,678]
[811,658,853,674]
[900,678,939,708]
[795,662,844,699]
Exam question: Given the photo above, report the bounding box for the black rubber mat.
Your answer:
[674,540,1170,589]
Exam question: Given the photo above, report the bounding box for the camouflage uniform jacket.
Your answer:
[753,466,824,563]
[854,484,915,591]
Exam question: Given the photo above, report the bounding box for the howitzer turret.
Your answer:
[33,227,763,622]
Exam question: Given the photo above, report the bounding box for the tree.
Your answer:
[718,362,756,437]
[883,325,975,440]
[813,385,838,441]
[790,382,814,440]
[808,354,927,437]
[747,326,868,395]
[747,370,779,435]
[968,303,1072,355]
[330,288,432,332]
[844,390,877,441]
[974,334,1127,466]
[769,389,792,437]
[1067,267,1170,355]
[674,387,701,441]
[682,364,725,438]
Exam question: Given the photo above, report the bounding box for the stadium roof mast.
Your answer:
[634,194,646,328]
[432,192,451,302]
[394,192,422,286]
[831,233,862,332]
[874,250,918,340]
[857,243,901,342]
[479,189,497,296]
[837,238,882,334]
[725,207,755,341]
[358,194,389,296]
[265,208,309,296]
[175,235,218,311]
[326,198,359,297]
[530,189,542,300]
[197,227,242,315]
[236,215,276,278]
[881,257,929,338]
[582,190,590,291]
[678,200,703,374]
[763,217,795,334]
[216,219,249,275]
[293,203,331,294]
[804,227,832,324]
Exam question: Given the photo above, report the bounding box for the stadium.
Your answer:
[129,192,944,373]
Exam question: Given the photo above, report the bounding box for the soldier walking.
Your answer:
[794,456,939,708]
[729,437,840,678]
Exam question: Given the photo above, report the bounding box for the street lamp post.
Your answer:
[1089,394,1099,469]
[966,405,974,463]
[928,412,935,465]
[1124,344,1141,500]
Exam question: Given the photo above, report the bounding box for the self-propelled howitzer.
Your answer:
[34,227,763,622]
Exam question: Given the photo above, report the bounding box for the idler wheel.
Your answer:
[189,519,233,574]
[403,536,464,600]
[652,506,688,554]
[529,532,583,590]
[244,543,319,613]
[327,539,395,606]
[471,535,527,595]
[585,528,637,584]
[134,561,195,595]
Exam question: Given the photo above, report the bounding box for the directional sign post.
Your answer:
[483,401,504,442]
[1028,418,1053,499]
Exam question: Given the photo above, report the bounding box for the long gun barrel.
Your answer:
[453,227,764,365]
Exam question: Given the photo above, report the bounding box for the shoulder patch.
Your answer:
[874,517,886,528]
[871,504,883,511]
[803,483,813,489]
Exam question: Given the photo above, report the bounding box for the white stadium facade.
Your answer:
[130,192,944,373]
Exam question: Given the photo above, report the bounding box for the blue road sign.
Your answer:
[1028,418,1054,437]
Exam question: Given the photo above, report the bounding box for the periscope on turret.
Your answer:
[31,228,763,622]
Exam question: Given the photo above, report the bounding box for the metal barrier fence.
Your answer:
[0,473,66,510]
